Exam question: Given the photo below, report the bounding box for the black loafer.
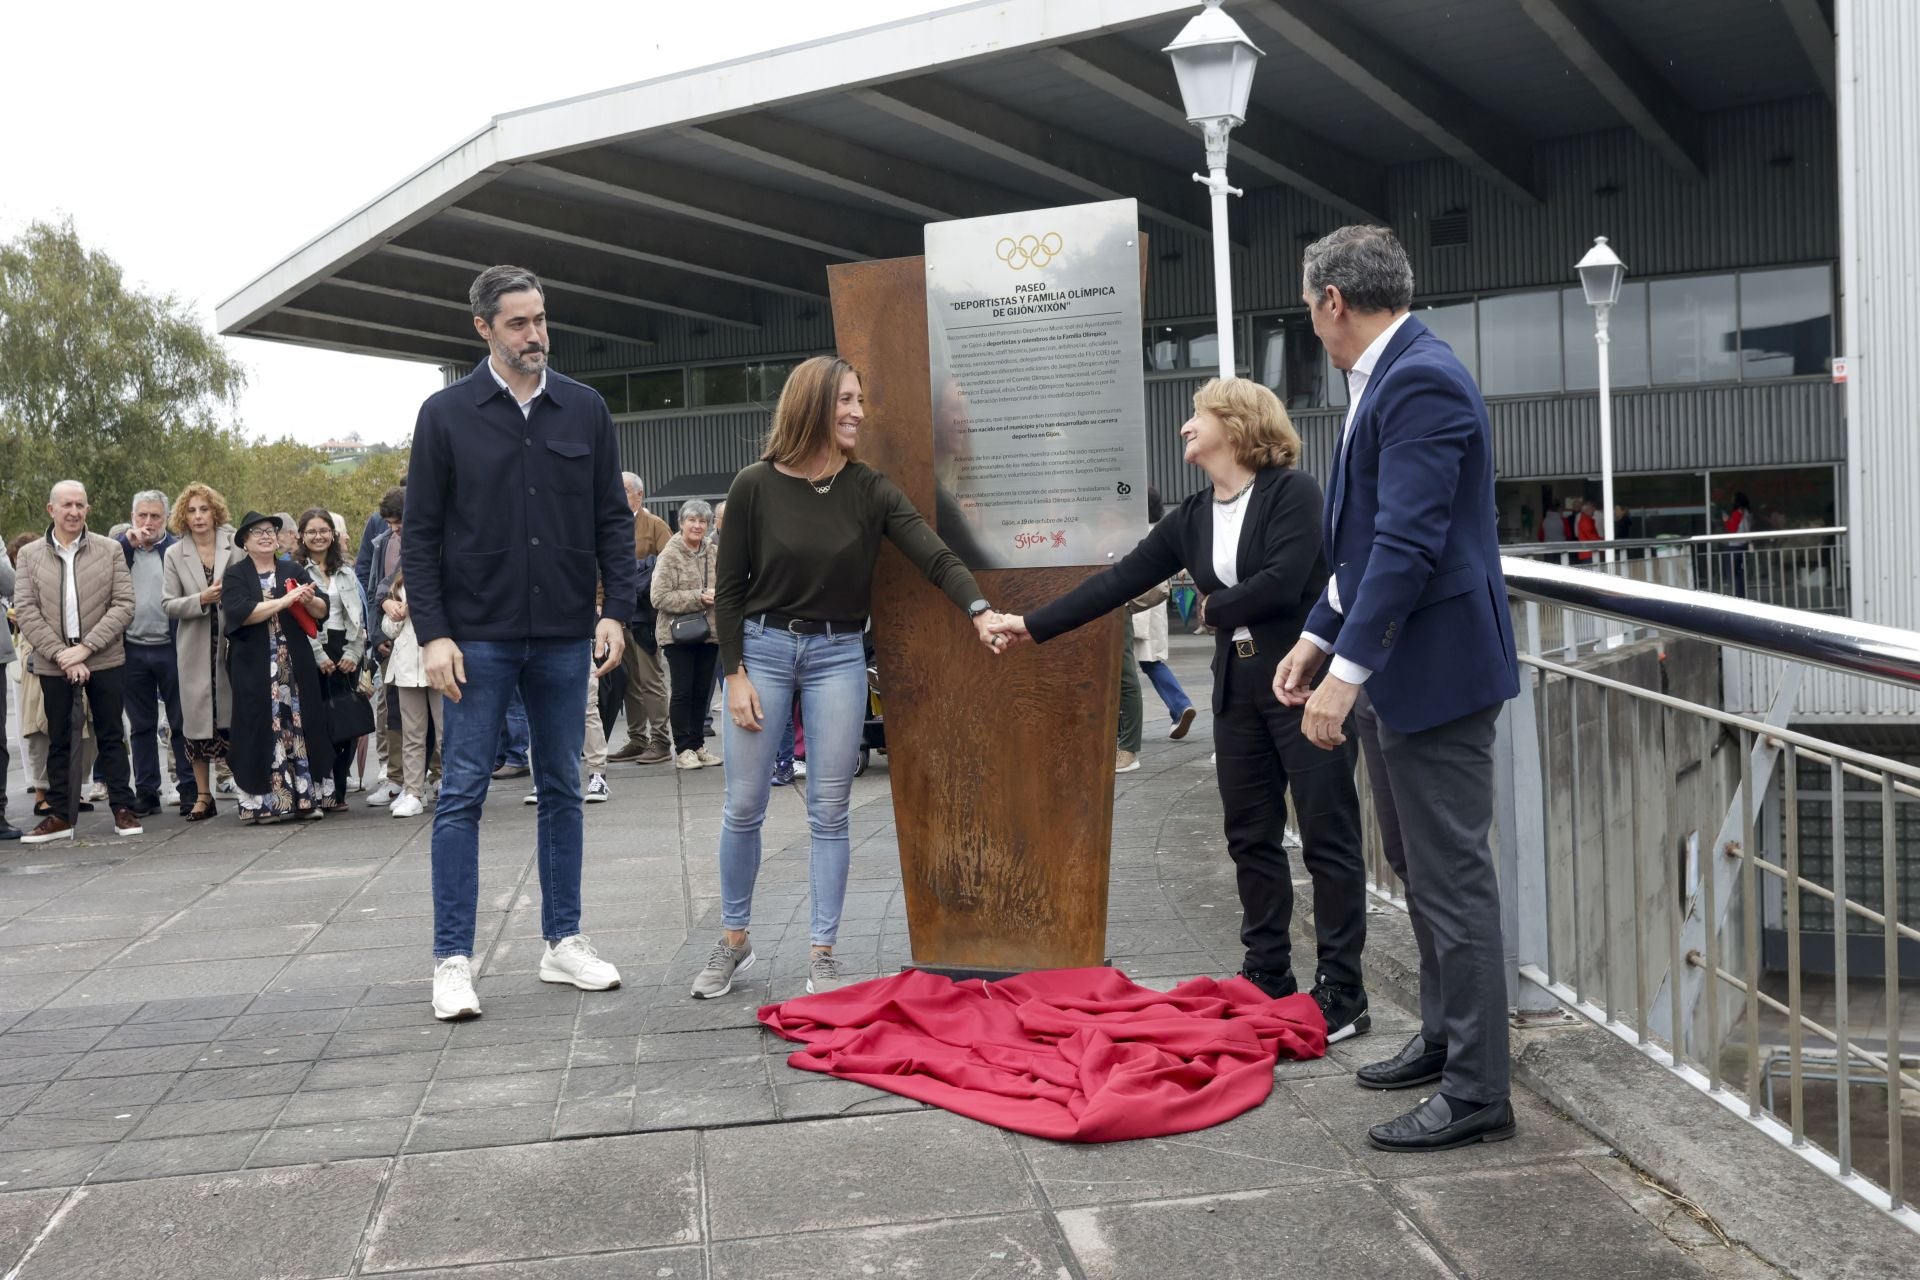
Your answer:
[1369,1093,1516,1151]
[1356,1032,1447,1090]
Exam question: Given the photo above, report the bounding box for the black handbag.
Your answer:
[666,546,711,645]
[327,685,376,743]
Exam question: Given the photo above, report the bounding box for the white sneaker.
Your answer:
[694,747,722,767]
[431,955,481,1021]
[585,773,610,803]
[161,782,180,806]
[217,776,237,794]
[675,750,702,770]
[84,781,106,802]
[540,935,621,990]
[367,780,399,806]
[792,759,807,778]
[523,789,539,806]
[1283,825,1303,850]
[390,792,425,818]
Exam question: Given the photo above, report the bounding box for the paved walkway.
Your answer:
[0,642,1779,1277]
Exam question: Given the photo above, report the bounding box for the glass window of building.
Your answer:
[689,363,751,407]
[1414,299,1477,380]
[581,373,628,414]
[1253,313,1337,411]
[749,360,799,404]
[1478,291,1562,396]
[1738,266,1833,378]
[1563,283,1650,390]
[1650,274,1739,384]
[629,369,685,412]
[1142,320,1244,374]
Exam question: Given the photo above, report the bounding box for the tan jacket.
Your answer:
[634,509,671,559]
[13,530,136,675]
[650,532,718,648]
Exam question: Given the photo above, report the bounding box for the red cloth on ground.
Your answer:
[758,966,1327,1142]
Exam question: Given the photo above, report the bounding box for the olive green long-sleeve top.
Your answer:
[715,461,982,675]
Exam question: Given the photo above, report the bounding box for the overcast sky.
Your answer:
[4,0,951,447]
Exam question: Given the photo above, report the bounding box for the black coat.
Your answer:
[221,556,334,795]
[1026,465,1329,714]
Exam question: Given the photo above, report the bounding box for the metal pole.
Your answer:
[1595,300,1616,561]
[1195,119,1241,380]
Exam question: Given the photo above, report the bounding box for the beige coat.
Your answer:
[1130,581,1172,664]
[13,530,135,675]
[650,532,718,648]
[381,587,431,687]
[162,529,237,740]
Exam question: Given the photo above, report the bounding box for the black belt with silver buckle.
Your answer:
[1233,638,1259,659]
[756,612,863,636]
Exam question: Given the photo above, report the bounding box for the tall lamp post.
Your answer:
[1164,0,1263,379]
[1576,236,1627,560]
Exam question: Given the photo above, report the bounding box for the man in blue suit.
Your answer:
[1277,226,1520,1153]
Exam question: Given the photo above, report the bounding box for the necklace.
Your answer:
[1212,475,1256,505]
[808,459,844,496]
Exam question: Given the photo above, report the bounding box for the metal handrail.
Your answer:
[1511,525,1847,556]
[1499,555,1920,689]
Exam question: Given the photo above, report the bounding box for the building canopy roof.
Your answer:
[217,0,1831,366]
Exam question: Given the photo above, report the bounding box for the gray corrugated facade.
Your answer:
[497,96,1840,507]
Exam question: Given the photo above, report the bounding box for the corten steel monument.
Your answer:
[827,228,1149,978]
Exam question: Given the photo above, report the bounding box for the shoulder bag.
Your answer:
[667,545,711,645]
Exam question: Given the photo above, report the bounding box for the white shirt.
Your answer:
[52,531,84,644]
[1305,312,1413,685]
[487,357,548,419]
[1210,488,1255,644]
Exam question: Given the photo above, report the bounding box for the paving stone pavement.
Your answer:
[0,640,1782,1277]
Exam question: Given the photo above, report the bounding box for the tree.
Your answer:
[0,218,244,534]
[1,220,410,555]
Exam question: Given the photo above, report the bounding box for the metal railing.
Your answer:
[1506,526,1850,617]
[1358,556,1920,1227]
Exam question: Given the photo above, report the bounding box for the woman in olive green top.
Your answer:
[691,355,1006,999]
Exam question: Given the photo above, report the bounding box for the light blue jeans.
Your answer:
[719,619,868,945]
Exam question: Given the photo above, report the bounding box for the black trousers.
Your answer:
[0,675,11,820]
[663,643,719,753]
[1212,651,1367,989]
[322,631,354,800]
[123,641,193,803]
[41,667,134,820]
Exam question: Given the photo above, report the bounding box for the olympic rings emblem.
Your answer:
[995,231,1063,271]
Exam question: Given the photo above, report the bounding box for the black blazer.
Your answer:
[220,556,334,795]
[1026,466,1329,714]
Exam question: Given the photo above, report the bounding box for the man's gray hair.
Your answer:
[48,479,87,503]
[1302,225,1414,314]
[470,264,543,325]
[622,472,644,495]
[678,499,715,523]
[131,489,169,515]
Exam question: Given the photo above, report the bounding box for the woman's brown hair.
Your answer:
[296,507,343,576]
[168,482,231,536]
[761,356,859,470]
[1192,378,1300,470]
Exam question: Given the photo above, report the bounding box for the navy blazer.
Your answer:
[1306,315,1518,734]
[403,362,638,646]
[1027,465,1328,715]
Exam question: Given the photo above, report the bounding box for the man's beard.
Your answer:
[500,342,545,376]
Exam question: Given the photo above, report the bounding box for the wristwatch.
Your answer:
[966,599,992,618]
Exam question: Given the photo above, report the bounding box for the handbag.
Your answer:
[326,684,376,743]
[666,543,712,645]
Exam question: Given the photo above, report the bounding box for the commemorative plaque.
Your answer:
[925,198,1148,569]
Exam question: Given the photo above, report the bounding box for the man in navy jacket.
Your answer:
[403,264,637,1022]
[1277,226,1520,1153]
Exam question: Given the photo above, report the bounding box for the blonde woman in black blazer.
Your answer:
[991,378,1370,1043]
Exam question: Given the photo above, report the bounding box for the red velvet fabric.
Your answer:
[758,966,1327,1142]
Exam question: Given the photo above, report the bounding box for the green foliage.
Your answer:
[1,219,409,554]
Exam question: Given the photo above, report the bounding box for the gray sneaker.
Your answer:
[690,935,755,999]
[806,949,849,995]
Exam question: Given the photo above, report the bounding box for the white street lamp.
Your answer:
[1164,0,1263,379]
[1575,235,1627,556]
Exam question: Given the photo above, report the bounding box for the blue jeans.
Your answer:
[495,688,530,769]
[124,641,192,800]
[720,620,867,945]
[1140,659,1194,719]
[432,638,590,958]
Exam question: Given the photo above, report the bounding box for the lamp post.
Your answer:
[1575,236,1627,559]
[1164,0,1263,379]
